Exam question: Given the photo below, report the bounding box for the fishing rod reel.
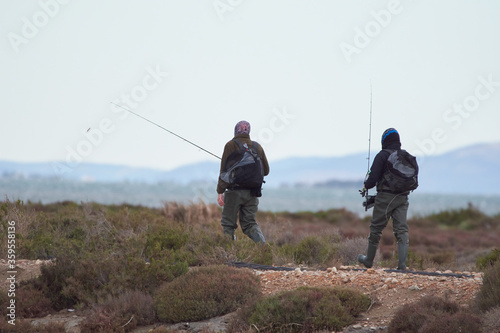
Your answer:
[359,187,375,211]
[363,195,375,210]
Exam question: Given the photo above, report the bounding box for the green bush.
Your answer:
[19,201,190,310]
[154,265,261,323]
[34,250,188,310]
[230,286,370,332]
[251,243,274,265]
[230,236,274,266]
[388,295,481,333]
[426,206,485,230]
[145,225,189,257]
[284,235,338,266]
[476,248,500,270]
[476,261,500,312]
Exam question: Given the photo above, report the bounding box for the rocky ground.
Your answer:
[1,260,483,332]
[254,266,482,332]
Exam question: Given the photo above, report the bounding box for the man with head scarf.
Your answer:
[358,128,410,270]
[216,120,270,243]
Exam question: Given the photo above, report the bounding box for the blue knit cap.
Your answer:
[381,128,399,145]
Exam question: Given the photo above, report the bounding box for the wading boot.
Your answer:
[246,225,266,243]
[397,233,409,270]
[223,230,236,241]
[357,242,378,268]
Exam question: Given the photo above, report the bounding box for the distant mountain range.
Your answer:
[1,142,499,195]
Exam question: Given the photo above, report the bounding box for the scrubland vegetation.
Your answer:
[0,199,499,332]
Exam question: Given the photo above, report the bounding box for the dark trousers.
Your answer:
[221,189,265,243]
[368,192,409,245]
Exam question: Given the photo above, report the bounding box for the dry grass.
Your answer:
[81,290,156,333]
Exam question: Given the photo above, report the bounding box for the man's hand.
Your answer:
[359,188,367,197]
[217,193,224,207]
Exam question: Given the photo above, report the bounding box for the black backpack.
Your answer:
[220,139,264,189]
[382,149,419,193]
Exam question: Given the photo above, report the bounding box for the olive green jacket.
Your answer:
[216,133,270,194]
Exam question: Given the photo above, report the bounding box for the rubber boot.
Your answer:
[223,230,236,241]
[397,233,409,270]
[245,225,266,243]
[357,242,378,268]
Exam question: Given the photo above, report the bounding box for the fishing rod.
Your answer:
[110,102,221,160]
[367,80,373,176]
[363,81,373,211]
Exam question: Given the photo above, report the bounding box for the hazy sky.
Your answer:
[2,0,499,173]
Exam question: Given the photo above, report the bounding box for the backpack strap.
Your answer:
[251,141,260,152]
[232,138,242,148]
[232,138,248,150]
[233,139,260,152]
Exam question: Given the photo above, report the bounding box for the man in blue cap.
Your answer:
[358,128,410,270]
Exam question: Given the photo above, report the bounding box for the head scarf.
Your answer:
[234,120,251,136]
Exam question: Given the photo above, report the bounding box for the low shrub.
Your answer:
[476,261,500,312]
[419,312,482,333]
[284,235,338,267]
[337,237,372,265]
[476,247,500,270]
[81,290,156,333]
[424,206,486,230]
[482,306,500,333]
[229,286,370,332]
[388,295,481,333]
[249,242,274,265]
[230,236,274,266]
[37,257,80,310]
[0,290,8,317]
[16,282,53,318]
[0,318,66,333]
[34,247,188,310]
[144,224,189,256]
[154,265,261,323]
[429,251,455,266]
[406,250,425,271]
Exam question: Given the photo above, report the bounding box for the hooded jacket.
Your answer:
[216,133,270,194]
[364,130,402,193]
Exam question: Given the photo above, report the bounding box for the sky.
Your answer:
[1,0,499,174]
